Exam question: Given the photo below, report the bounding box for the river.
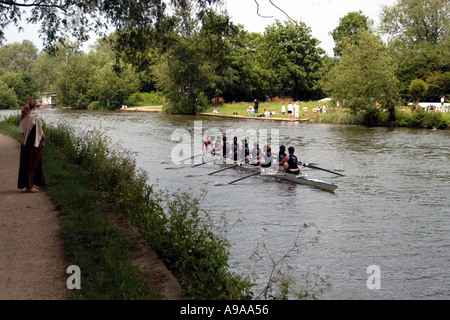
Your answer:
[2,108,449,300]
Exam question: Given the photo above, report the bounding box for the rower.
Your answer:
[231,136,239,162]
[222,135,231,162]
[277,145,287,172]
[251,142,261,166]
[213,135,222,156]
[203,136,213,153]
[279,146,300,175]
[260,145,273,168]
[240,139,250,164]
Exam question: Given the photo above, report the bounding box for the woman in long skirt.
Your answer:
[17,98,46,193]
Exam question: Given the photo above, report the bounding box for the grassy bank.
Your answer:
[0,114,253,300]
[314,107,450,128]
[0,115,159,299]
[203,101,320,120]
[203,101,450,129]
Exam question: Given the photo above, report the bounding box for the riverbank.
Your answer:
[201,102,450,129]
[0,123,183,299]
[199,112,312,122]
[0,133,67,299]
[119,106,162,112]
[1,114,252,300]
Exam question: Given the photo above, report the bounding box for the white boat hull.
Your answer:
[203,154,338,192]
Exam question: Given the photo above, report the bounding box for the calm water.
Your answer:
[2,108,449,299]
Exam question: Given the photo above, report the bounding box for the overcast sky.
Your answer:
[4,0,396,56]
[224,0,396,55]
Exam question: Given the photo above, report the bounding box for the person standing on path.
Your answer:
[17,98,46,193]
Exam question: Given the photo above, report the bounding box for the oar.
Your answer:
[228,171,261,185]
[208,164,239,175]
[303,163,345,176]
[180,153,203,162]
[192,158,218,168]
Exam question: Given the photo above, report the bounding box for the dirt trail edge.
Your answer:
[0,133,183,300]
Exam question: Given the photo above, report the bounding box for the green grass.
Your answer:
[203,100,326,119]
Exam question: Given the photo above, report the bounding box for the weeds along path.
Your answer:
[0,134,67,300]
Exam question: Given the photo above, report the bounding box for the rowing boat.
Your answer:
[202,153,339,192]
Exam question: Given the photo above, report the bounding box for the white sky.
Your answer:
[3,0,396,56]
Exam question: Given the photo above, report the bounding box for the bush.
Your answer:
[163,93,208,115]
[395,109,448,129]
[125,92,166,107]
[87,101,110,111]
[0,80,19,109]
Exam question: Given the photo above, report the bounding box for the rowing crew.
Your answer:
[204,135,302,175]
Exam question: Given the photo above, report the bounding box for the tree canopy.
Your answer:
[326,31,398,125]
[330,10,371,57]
[0,0,224,47]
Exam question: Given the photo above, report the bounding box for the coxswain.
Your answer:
[203,136,213,153]
[260,145,273,168]
[279,146,300,175]
[277,145,287,172]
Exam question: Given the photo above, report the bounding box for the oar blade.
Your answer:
[228,171,261,185]
[305,164,345,176]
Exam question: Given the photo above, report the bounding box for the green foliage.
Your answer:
[409,78,428,108]
[0,71,37,105]
[134,189,253,299]
[0,80,18,109]
[125,91,167,106]
[330,10,371,57]
[163,93,208,115]
[87,101,110,111]
[262,20,325,101]
[395,109,448,128]
[325,31,398,125]
[380,0,449,45]
[381,0,450,103]
[0,40,38,74]
[55,54,93,109]
[88,59,139,109]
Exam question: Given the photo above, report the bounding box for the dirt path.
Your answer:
[0,134,67,300]
[0,133,183,300]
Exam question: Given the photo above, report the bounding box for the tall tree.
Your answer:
[380,0,450,101]
[55,53,92,109]
[262,20,324,101]
[0,40,38,74]
[330,11,371,57]
[151,0,234,114]
[380,0,450,45]
[326,31,399,125]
